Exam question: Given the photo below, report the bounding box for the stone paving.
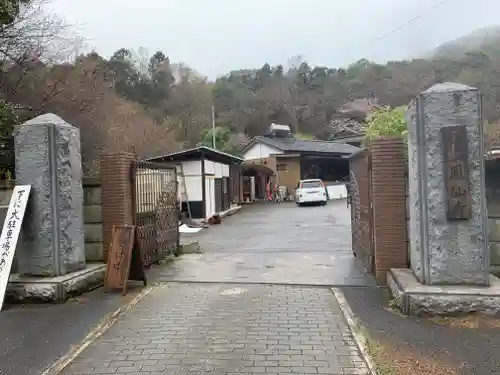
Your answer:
[62,283,369,375]
[158,201,374,286]
[60,201,373,374]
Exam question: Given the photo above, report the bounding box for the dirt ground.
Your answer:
[367,333,461,375]
[342,287,500,375]
[367,314,500,375]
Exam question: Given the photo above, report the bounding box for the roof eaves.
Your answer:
[142,146,202,161]
[143,146,243,164]
[345,148,368,160]
[252,136,287,151]
[240,138,258,153]
[203,146,244,163]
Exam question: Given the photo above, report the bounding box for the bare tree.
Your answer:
[165,65,214,146]
[0,0,81,66]
[0,0,84,121]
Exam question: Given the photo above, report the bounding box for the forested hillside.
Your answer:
[3,0,500,174]
[430,26,500,59]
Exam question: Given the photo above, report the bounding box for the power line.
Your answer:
[371,0,450,45]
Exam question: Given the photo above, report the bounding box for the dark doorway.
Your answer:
[300,156,350,182]
[222,177,230,211]
[241,164,275,200]
[214,178,222,212]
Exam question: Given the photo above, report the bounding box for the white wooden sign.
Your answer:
[0,185,31,311]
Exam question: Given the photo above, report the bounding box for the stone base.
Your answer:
[388,268,500,316]
[492,265,500,278]
[6,263,106,303]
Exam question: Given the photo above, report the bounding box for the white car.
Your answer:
[295,179,328,206]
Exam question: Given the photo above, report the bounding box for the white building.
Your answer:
[144,147,243,220]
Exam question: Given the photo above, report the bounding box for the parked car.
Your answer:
[295,179,328,206]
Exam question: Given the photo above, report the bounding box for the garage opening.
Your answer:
[241,163,275,201]
[300,155,350,183]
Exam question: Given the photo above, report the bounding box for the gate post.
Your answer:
[100,152,136,262]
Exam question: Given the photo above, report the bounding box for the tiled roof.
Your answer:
[254,136,360,155]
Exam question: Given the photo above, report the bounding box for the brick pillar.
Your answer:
[370,138,408,284]
[100,152,135,262]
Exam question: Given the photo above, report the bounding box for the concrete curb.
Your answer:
[40,284,157,375]
[331,288,377,375]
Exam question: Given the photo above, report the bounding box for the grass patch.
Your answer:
[158,254,177,266]
[361,328,396,375]
[388,297,399,310]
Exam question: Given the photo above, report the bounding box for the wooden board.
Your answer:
[105,225,146,295]
[0,185,31,311]
[441,125,471,220]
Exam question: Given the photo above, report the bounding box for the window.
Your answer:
[300,181,323,189]
[277,163,288,171]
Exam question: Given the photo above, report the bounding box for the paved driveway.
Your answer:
[58,202,374,375]
[158,200,374,286]
[62,284,370,375]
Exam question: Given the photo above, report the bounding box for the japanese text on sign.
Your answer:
[0,185,31,311]
[441,126,471,220]
[104,225,135,293]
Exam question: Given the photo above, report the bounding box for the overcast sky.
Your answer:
[49,0,498,79]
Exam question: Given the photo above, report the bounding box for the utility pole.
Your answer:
[211,105,216,149]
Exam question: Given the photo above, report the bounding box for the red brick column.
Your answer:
[370,138,408,284]
[100,152,135,262]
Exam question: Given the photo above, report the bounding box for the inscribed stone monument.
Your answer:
[406,82,489,285]
[14,114,86,277]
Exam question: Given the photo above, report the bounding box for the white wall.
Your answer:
[243,142,283,160]
[204,160,215,175]
[179,160,201,175]
[205,177,215,218]
[203,160,230,218]
[215,162,223,178]
[204,160,230,178]
[180,176,202,201]
[176,161,202,201]
[326,184,348,200]
[172,158,233,218]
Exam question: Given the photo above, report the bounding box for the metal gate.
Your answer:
[133,161,179,267]
[347,150,374,273]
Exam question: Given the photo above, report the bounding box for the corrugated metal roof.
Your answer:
[143,146,243,164]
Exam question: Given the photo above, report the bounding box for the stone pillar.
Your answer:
[14,113,86,277]
[407,82,489,285]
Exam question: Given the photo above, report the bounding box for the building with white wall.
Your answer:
[144,147,243,220]
[240,124,360,199]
